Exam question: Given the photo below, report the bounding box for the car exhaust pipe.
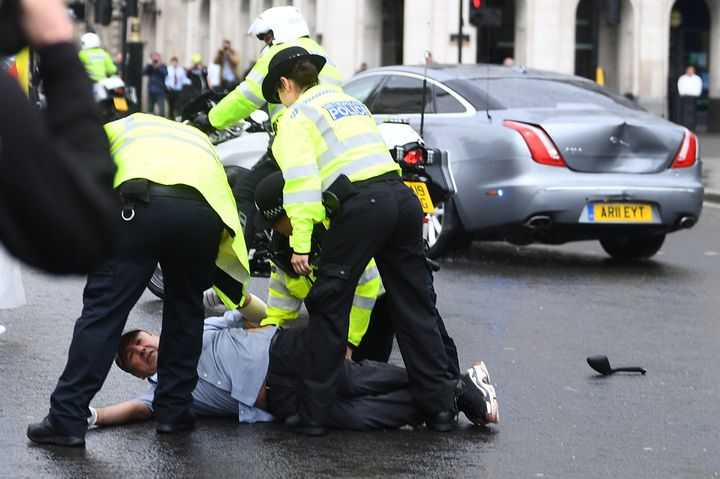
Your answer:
[678,216,696,229]
[525,215,552,229]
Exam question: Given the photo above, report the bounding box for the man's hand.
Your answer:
[19,0,73,47]
[291,254,312,276]
[345,346,353,359]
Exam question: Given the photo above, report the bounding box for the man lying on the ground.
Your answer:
[87,311,499,431]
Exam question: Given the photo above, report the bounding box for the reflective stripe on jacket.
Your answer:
[208,37,343,129]
[104,113,249,308]
[271,85,401,253]
[260,259,382,346]
[78,48,117,82]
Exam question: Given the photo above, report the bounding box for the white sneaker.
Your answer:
[457,361,499,425]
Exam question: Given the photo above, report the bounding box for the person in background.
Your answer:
[0,0,118,274]
[165,56,188,120]
[143,52,168,116]
[502,57,515,67]
[677,65,703,131]
[213,39,240,91]
[186,53,209,97]
[78,32,116,82]
[355,62,368,74]
[113,51,123,74]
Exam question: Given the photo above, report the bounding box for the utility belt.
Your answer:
[117,179,205,221]
[323,171,400,218]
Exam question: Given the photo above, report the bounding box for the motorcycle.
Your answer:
[93,76,139,122]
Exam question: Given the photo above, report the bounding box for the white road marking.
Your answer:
[0,325,5,335]
[704,251,719,256]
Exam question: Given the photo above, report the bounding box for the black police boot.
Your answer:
[425,410,457,432]
[156,411,196,434]
[27,417,85,447]
[284,414,326,436]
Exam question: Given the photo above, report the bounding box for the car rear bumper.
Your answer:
[455,160,704,237]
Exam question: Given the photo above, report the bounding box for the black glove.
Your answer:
[193,113,214,133]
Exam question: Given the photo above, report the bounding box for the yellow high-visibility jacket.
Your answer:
[271,85,401,254]
[208,37,343,129]
[261,259,382,346]
[78,47,117,82]
[104,113,249,308]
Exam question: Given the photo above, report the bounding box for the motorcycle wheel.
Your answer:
[424,197,470,259]
[147,265,164,299]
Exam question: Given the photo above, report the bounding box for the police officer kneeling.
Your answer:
[27,113,249,447]
[264,47,459,435]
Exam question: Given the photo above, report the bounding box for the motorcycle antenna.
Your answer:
[419,19,431,139]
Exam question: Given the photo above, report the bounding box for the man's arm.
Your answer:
[95,400,154,426]
[0,0,119,274]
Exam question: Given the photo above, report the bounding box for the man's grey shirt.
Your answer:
[136,311,277,423]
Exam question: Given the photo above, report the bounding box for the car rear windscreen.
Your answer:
[451,78,644,112]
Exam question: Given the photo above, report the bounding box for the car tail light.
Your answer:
[503,120,567,167]
[671,129,698,168]
[403,148,425,166]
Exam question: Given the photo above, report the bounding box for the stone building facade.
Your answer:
[83,0,718,129]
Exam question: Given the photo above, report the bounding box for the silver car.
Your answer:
[344,65,704,259]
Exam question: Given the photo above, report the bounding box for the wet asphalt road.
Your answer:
[2,206,720,478]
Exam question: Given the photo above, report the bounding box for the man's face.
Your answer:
[223,40,231,50]
[687,66,695,76]
[122,331,159,378]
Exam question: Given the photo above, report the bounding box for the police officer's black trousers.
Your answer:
[47,194,222,437]
[299,178,456,424]
[267,328,423,430]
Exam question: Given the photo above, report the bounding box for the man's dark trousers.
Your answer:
[267,328,423,429]
[298,176,456,424]
[47,192,222,436]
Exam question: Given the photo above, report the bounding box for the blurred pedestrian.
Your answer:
[143,52,168,116]
[113,51,123,73]
[187,53,209,97]
[165,55,188,119]
[213,39,240,91]
[678,65,702,131]
[0,0,118,274]
[503,57,515,67]
[355,62,368,73]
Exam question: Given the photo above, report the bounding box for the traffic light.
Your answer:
[95,0,112,26]
[469,0,483,27]
[469,0,502,28]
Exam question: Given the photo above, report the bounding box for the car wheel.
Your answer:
[599,233,666,260]
[147,265,164,299]
[424,197,469,258]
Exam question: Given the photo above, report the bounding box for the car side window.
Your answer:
[434,84,466,113]
[343,76,384,104]
[370,75,434,115]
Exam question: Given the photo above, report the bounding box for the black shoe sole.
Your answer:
[27,433,85,447]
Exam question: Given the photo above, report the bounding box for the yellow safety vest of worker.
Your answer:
[78,47,117,82]
[208,37,343,129]
[104,113,250,308]
[271,86,401,254]
[261,259,382,346]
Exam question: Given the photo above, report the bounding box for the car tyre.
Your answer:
[599,233,666,260]
[424,197,470,258]
[147,265,164,299]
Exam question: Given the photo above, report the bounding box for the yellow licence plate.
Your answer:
[113,97,129,112]
[405,181,435,214]
[587,203,653,223]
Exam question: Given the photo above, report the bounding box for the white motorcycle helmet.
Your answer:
[80,32,101,50]
[247,6,309,44]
